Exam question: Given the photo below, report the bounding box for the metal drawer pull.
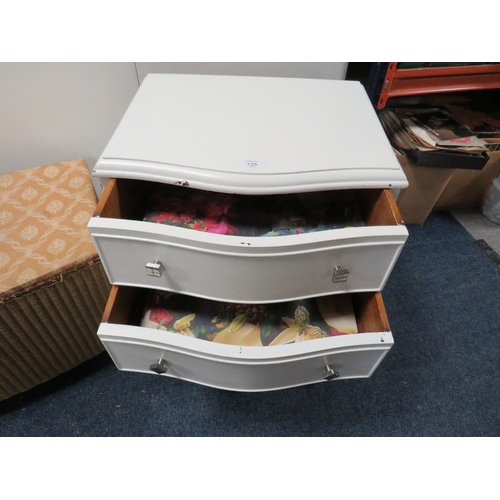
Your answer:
[149,358,168,374]
[146,260,162,278]
[323,364,339,381]
[332,266,350,283]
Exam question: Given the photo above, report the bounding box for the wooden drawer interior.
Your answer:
[102,285,391,337]
[94,178,404,230]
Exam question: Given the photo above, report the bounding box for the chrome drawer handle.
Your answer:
[146,260,162,278]
[332,265,350,283]
[323,364,339,381]
[149,358,168,374]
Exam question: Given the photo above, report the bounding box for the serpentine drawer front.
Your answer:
[88,179,408,303]
[97,286,393,392]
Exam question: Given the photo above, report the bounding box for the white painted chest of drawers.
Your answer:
[88,74,408,392]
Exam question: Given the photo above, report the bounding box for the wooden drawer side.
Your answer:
[358,188,404,227]
[354,292,391,333]
[94,178,151,221]
[103,285,148,327]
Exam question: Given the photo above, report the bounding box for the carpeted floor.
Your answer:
[1,211,499,436]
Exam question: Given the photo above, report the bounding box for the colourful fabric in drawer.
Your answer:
[141,291,358,347]
[143,184,364,236]
[0,159,98,293]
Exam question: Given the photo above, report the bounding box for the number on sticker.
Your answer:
[244,160,259,168]
[241,160,263,169]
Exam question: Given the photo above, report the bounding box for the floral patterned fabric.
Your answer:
[0,159,98,293]
[141,290,358,347]
[143,184,364,236]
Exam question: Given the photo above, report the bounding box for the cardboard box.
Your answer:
[395,153,455,225]
[434,151,500,210]
[395,151,500,224]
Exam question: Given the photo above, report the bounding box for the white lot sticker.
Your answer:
[241,160,263,169]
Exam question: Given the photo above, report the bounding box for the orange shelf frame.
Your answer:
[377,63,500,109]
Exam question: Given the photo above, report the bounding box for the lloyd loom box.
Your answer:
[0,160,109,401]
[88,74,409,392]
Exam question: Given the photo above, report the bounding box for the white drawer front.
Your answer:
[88,180,407,303]
[97,287,394,392]
[99,327,393,392]
[90,227,406,303]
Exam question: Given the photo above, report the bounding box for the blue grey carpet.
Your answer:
[1,212,499,436]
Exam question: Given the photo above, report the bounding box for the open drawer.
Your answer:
[88,178,408,303]
[97,285,394,392]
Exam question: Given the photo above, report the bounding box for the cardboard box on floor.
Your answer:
[395,151,500,225]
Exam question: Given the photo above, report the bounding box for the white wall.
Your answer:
[135,62,348,84]
[0,62,347,195]
[0,62,140,193]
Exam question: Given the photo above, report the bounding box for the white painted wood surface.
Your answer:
[89,215,407,303]
[95,74,408,192]
[98,322,393,392]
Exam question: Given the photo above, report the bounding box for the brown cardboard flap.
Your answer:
[395,154,454,225]
[434,151,500,210]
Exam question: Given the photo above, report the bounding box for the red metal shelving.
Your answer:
[377,63,500,109]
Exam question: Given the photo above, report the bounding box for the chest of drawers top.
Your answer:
[93,73,408,194]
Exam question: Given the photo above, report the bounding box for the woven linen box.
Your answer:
[0,159,110,401]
